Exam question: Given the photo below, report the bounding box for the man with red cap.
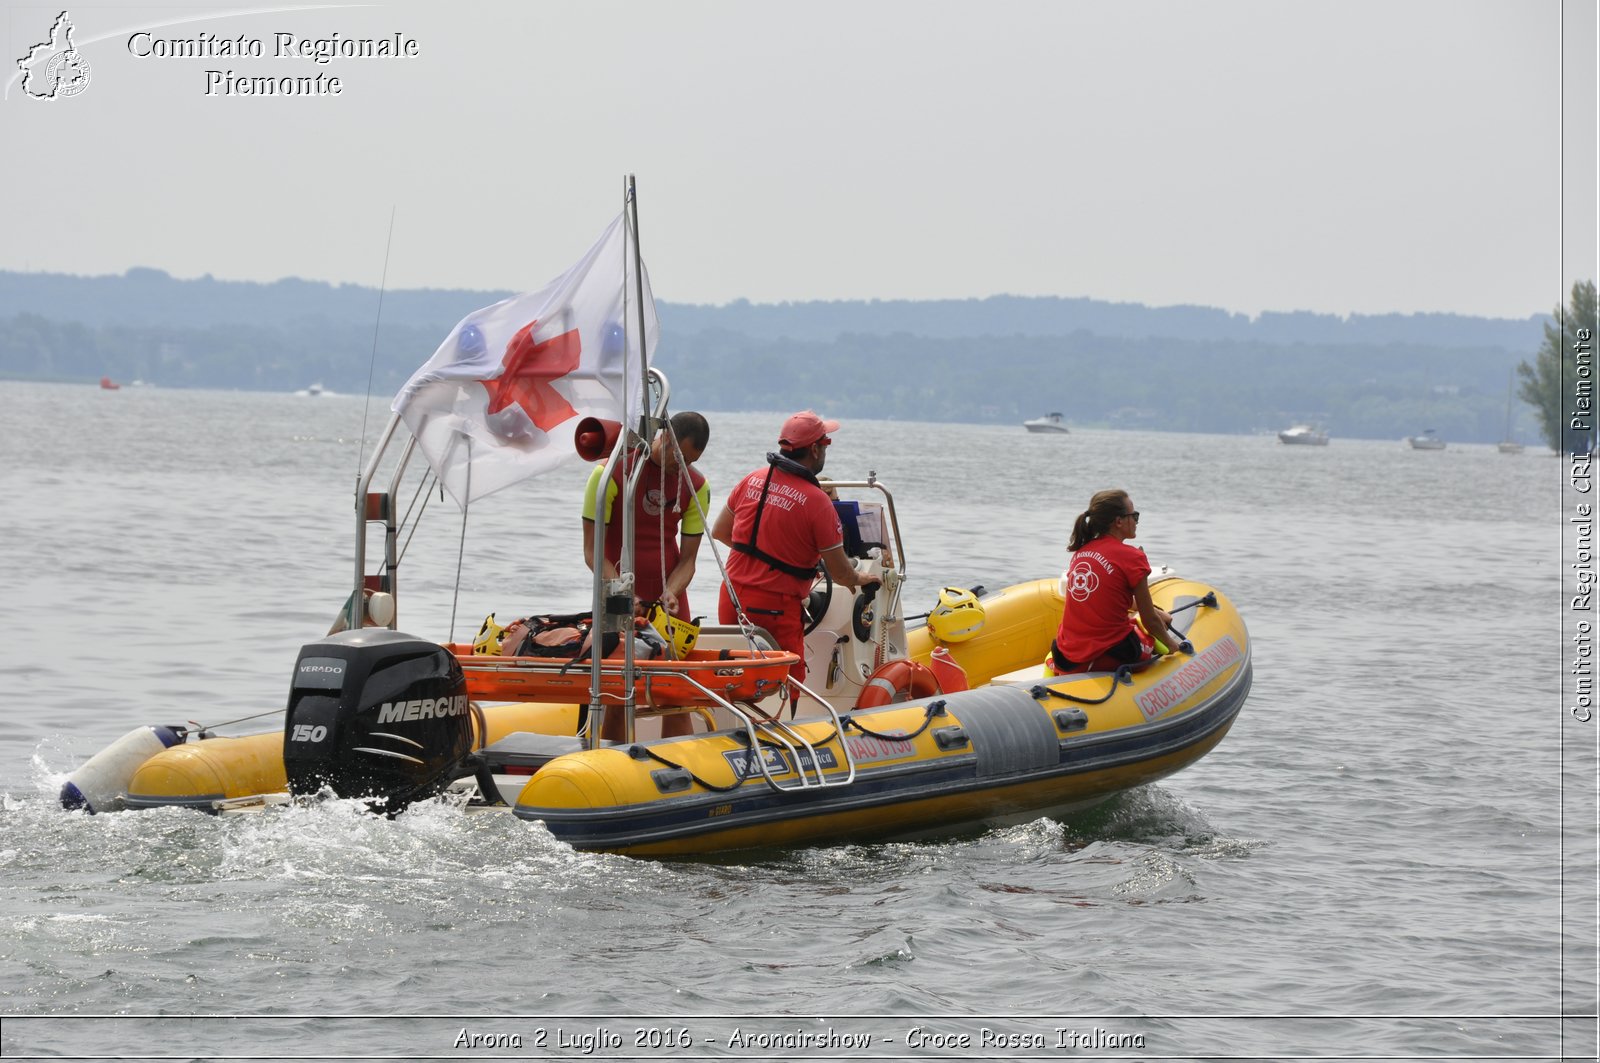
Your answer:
[711,410,880,683]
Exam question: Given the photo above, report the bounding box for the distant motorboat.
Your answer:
[298,382,331,397]
[1022,412,1070,434]
[1277,425,1328,446]
[99,376,120,391]
[1496,441,1525,455]
[1406,430,1446,450]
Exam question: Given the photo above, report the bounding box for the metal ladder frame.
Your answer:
[677,674,858,793]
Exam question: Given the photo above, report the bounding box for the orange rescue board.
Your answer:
[449,647,800,706]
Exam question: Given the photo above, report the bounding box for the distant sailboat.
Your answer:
[1497,370,1524,454]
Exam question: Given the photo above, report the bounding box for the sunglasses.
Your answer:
[1121,511,1140,523]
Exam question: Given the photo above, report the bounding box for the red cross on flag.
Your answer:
[392,212,655,506]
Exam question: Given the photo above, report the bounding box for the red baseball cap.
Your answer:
[779,410,839,449]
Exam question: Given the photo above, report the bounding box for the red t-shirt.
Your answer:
[722,464,843,598]
[1055,536,1152,663]
[601,456,705,616]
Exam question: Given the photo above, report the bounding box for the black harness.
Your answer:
[729,453,822,581]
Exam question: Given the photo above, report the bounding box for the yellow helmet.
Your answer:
[647,604,701,659]
[927,586,985,643]
[472,613,506,655]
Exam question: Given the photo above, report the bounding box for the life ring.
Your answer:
[855,659,942,708]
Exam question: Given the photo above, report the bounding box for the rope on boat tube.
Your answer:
[632,732,770,794]
[508,697,947,800]
[1029,668,1135,706]
[841,699,947,742]
[634,697,950,795]
[628,699,937,795]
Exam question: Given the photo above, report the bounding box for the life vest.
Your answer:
[729,453,825,581]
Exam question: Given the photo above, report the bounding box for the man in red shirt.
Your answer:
[582,411,711,740]
[711,411,880,683]
[581,411,711,622]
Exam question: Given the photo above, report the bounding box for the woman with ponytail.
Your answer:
[1050,489,1179,675]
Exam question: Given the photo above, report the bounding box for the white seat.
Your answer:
[989,662,1049,685]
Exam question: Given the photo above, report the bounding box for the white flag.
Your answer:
[392,212,656,506]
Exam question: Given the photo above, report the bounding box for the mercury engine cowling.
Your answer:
[283,629,473,813]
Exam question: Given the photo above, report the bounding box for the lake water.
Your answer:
[0,381,1593,1061]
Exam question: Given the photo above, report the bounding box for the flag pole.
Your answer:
[587,175,652,748]
[619,176,642,607]
[627,174,651,441]
[584,180,654,749]
[621,175,653,744]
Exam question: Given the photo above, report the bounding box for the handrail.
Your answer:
[783,674,859,787]
[349,411,406,631]
[817,474,907,670]
[819,475,907,584]
[672,672,858,793]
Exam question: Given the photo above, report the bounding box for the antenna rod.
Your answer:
[356,205,397,483]
[627,175,651,439]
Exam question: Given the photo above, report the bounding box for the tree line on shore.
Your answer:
[0,268,1577,446]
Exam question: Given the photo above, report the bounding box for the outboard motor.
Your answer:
[283,629,473,813]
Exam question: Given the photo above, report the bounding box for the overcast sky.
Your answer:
[2,0,1594,319]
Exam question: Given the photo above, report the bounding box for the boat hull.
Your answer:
[513,576,1249,855]
[512,663,1248,855]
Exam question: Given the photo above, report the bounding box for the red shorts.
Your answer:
[719,583,806,682]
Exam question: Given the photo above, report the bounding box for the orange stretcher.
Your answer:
[448,647,800,707]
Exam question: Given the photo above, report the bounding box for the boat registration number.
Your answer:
[720,732,915,778]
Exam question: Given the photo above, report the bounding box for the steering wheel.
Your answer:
[802,563,832,635]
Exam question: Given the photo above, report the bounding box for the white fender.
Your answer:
[61,726,183,813]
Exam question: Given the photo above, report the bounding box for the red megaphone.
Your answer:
[574,417,622,461]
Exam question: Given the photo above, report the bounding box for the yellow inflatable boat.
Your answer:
[65,573,1248,856]
[506,573,1249,855]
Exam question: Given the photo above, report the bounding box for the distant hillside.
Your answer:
[0,267,1550,442]
[0,267,1545,349]
[0,267,491,331]
[661,295,1545,350]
